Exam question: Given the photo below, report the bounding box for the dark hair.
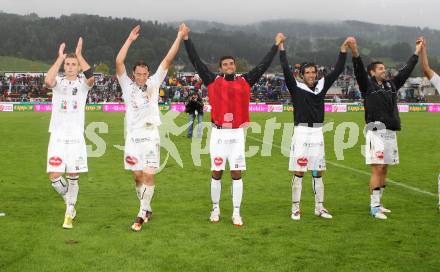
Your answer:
[219,56,235,67]
[132,61,150,72]
[367,61,385,76]
[300,62,317,75]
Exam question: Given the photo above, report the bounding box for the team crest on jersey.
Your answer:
[141,91,150,102]
[146,150,156,159]
[235,155,244,163]
[75,156,85,165]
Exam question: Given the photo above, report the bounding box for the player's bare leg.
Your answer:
[291,171,304,220]
[370,165,387,219]
[131,169,155,231]
[210,170,223,223]
[312,171,332,219]
[231,170,243,227]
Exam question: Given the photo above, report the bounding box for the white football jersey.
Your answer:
[430,72,440,92]
[49,74,92,133]
[117,65,167,132]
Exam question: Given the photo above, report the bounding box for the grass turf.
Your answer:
[0,111,439,271]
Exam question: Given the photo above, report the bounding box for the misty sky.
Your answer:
[1,0,439,29]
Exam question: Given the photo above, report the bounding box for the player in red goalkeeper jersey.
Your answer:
[182,24,284,227]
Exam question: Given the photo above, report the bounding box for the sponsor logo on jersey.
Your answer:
[49,156,63,167]
[75,166,87,171]
[224,138,238,144]
[297,157,308,167]
[303,142,323,147]
[125,156,138,166]
[63,139,80,145]
[214,157,223,166]
[375,151,384,159]
[146,160,158,165]
[132,137,151,144]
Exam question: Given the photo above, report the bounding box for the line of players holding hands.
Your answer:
[44,23,438,230]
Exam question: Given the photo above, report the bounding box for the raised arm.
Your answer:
[243,33,282,86]
[75,37,94,87]
[420,38,434,79]
[160,24,186,70]
[116,25,140,77]
[349,38,369,97]
[392,37,422,90]
[279,42,296,97]
[183,26,216,86]
[44,43,66,88]
[323,38,349,91]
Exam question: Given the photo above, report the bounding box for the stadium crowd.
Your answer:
[0,65,435,103]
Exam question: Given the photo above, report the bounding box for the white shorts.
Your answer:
[210,127,246,171]
[47,132,88,173]
[289,126,326,172]
[124,127,160,171]
[365,129,399,165]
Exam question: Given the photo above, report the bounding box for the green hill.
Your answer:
[0,56,49,72]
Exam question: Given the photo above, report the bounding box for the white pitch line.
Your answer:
[246,135,436,197]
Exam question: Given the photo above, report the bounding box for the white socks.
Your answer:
[66,176,79,216]
[50,175,79,217]
[211,178,221,211]
[312,176,324,210]
[51,176,68,203]
[370,189,381,208]
[232,179,243,216]
[380,185,386,206]
[291,175,303,212]
[136,184,155,218]
[209,177,243,216]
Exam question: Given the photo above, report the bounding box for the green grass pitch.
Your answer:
[0,111,439,271]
